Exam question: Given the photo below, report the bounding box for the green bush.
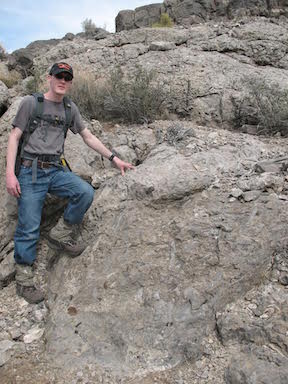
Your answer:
[103,66,166,123]
[81,18,97,34]
[152,13,174,28]
[0,43,6,60]
[69,66,167,123]
[68,72,106,120]
[24,69,42,94]
[231,77,288,136]
[0,70,22,88]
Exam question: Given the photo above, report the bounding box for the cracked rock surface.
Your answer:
[1,120,288,383]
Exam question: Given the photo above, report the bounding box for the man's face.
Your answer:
[48,72,73,95]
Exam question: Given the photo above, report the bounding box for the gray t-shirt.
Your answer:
[12,95,85,155]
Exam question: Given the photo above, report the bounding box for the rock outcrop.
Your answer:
[116,3,164,31]
[1,3,288,383]
[1,117,288,382]
[30,18,288,129]
[116,0,288,31]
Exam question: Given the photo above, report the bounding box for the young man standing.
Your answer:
[6,62,134,304]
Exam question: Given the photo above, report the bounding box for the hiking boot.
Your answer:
[16,283,45,304]
[15,264,44,304]
[47,217,86,257]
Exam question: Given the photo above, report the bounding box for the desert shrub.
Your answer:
[231,77,288,136]
[103,66,166,123]
[24,69,42,94]
[68,72,106,119]
[0,70,22,88]
[69,66,167,123]
[152,13,174,28]
[82,18,97,34]
[24,77,38,94]
[0,43,6,60]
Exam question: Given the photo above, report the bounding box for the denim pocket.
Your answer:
[18,165,32,181]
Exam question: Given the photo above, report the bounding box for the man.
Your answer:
[6,62,134,304]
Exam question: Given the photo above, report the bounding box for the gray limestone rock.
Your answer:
[116,1,288,31]
[0,80,8,117]
[255,157,288,173]
[27,19,288,127]
[116,4,163,32]
[149,41,176,51]
[43,131,288,377]
[0,340,15,367]
[225,352,288,384]
[0,340,25,367]
[242,190,261,202]
[0,251,15,288]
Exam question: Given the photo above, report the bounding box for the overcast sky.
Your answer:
[0,0,160,52]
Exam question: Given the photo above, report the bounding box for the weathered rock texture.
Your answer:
[1,117,288,382]
[24,18,288,131]
[1,4,288,383]
[116,0,288,31]
[43,123,288,380]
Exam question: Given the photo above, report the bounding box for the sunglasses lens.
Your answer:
[55,73,72,81]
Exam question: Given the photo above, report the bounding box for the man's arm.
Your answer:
[6,127,23,198]
[80,128,134,176]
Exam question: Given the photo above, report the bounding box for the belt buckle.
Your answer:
[38,160,46,169]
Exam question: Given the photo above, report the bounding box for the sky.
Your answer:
[0,0,161,53]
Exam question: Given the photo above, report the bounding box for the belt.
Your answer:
[21,159,58,169]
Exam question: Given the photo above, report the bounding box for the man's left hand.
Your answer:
[113,157,135,176]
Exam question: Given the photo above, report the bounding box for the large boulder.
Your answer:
[8,38,61,76]
[42,122,288,379]
[116,3,164,32]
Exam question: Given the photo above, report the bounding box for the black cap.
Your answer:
[49,62,73,78]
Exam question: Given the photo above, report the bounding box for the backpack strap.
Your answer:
[63,96,72,138]
[33,92,44,120]
[15,93,44,176]
[19,93,44,156]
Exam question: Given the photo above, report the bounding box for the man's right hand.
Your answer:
[6,172,21,198]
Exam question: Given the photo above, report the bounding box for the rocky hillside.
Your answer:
[0,2,288,383]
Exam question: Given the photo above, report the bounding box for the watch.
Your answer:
[109,151,117,162]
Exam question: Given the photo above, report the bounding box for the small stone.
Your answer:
[243,190,261,202]
[34,307,48,322]
[183,287,206,310]
[9,327,22,340]
[149,41,176,51]
[67,306,78,316]
[279,273,288,286]
[230,188,243,198]
[278,194,288,201]
[23,327,44,344]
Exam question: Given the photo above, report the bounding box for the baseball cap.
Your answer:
[49,62,73,78]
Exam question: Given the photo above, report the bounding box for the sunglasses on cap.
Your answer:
[54,73,73,82]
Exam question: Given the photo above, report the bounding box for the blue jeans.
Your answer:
[14,165,95,265]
